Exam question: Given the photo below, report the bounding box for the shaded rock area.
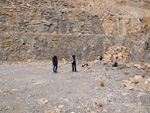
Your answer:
[1,32,150,62]
[0,61,150,113]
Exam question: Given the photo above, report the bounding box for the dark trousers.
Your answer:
[53,65,57,73]
[72,62,77,72]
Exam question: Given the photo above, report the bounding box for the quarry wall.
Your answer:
[0,0,150,62]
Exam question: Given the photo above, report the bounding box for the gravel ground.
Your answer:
[0,61,150,113]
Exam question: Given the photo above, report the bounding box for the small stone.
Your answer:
[108,99,111,102]
[112,66,118,70]
[77,106,81,109]
[64,99,69,102]
[103,109,108,112]
[93,60,99,63]
[141,66,145,70]
[128,87,134,90]
[147,78,150,82]
[45,110,53,113]
[117,110,121,112]
[137,92,147,98]
[35,82,42,85]
[123,84,127,87]
[37,98,48,105]
[27,59,32,63]
[146,67,150,72]
[105,67,109,70]
[124,72,129,75]
[55,108,61,113]
[134,79,139,84]
[144,80,148,84]
[26,3,31,7]
[138,102,142,106]
[58,105,64,108]
[134,76,142,80]
[0,62,2,65]
[11,89,18,91]
[122,93,127,96]
[0,89,3,93]
[102,61,107,65]
[91,112,96,113]
[17,62,21,64]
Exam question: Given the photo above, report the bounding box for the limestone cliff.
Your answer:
[0,0,150,62]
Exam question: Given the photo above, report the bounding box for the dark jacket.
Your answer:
[71,55,76,63]
[52,56,58,65]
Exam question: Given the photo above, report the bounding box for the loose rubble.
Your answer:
[104,44,129,63]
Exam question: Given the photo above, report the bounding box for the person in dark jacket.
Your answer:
[70,53,77,72]
[52,54,58,73]
[100,56,103,61]
[112,57,118,67]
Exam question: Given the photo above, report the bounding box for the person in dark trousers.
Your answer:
[52,54,58,73]
[70,53,77,72]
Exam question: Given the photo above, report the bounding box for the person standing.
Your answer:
[70,53,77,72]
[52,54,58,73]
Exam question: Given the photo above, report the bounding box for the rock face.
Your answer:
[0,0,150,62]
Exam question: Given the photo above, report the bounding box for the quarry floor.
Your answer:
[0,61,150,113]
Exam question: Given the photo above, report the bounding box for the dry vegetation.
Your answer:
[100,80,105,87]
[98,101,104,107]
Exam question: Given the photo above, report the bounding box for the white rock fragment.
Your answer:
[0,89,3,93]
[103,109,108,112]
[36,98,48,105]
[58,105,64,108]
[55,108,61,113]
[11,89,18,91]
[137,92,147,98]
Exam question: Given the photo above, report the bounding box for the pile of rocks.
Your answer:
[103,44,129,63]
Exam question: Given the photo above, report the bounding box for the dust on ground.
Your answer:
[0,61,150,113]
